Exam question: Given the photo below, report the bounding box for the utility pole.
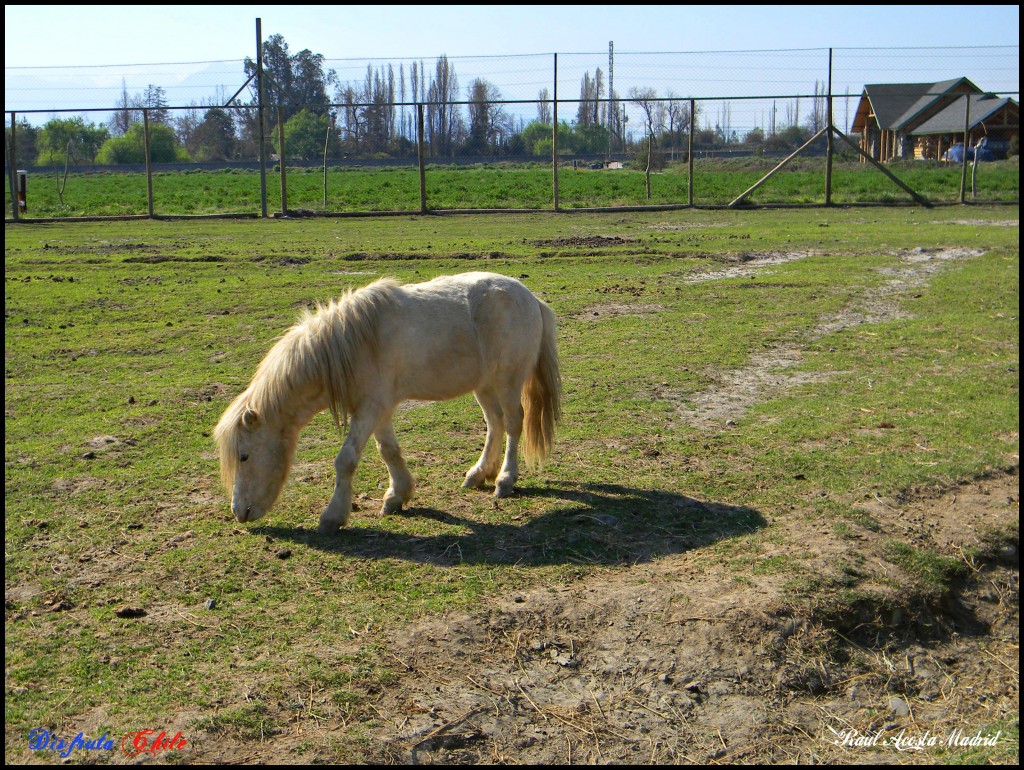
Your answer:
[256,18,268,218]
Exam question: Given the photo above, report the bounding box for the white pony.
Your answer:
[214,271,561,534]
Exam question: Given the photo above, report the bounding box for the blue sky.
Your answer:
[4,5,1019,134]
[4,5,1020,65]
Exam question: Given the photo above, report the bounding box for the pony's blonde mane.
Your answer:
[214,278,400,492]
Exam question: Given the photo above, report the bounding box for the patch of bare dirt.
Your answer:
[647,221,733,231]
[572,303,664,322]
[344,472,1019,764]
[663,344,831,430]
[684,250,820,283]
[182,382,233,404]
[570,281,664,321]
[532,235,638,249]
[950,219,1018,227]
[50,475,106,495]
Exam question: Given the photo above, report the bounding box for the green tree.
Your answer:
[189,108,236,161]
[772,125,809,150]
[95,122,188,164]
[693,127,718,147]
[248,33,293,116]
[244,33,335,130]
[6,118,39,167]
[520,121,553,156]
[529,120,608,157]
[573,122,610,154]
[35,117,109,165]
[291,49,334,115]
[282,108,335,161]
[744,127,766,145]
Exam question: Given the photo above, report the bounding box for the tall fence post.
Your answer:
[278,106,288,216]
[143,109,154,218]
[688,99,695,207]
[7,111,20,221]
[417,103,427,213]
[552,53,559,212]
[825,48,834,206]
[256,18,268,218]
[323,118,331,208]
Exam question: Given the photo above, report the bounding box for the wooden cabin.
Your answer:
[850,77,1018,162]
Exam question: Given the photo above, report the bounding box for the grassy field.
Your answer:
[4,156,1019,218]
[4,206,1019,763]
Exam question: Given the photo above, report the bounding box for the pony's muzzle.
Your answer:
[231,499,256,523]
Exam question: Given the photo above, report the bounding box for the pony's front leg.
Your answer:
[318,414,377,534]
[374,420,414,515]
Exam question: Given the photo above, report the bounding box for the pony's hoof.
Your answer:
[494,481,515,498]
[317,510,348,534]
[463,469,489,489]
[381,493,404,516]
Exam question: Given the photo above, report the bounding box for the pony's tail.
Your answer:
[522,300,562,469]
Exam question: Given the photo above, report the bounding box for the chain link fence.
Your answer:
[5,45,1019,219]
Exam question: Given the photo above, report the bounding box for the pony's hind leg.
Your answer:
[464,388,504,490]
[494,386,524,498]
[375,420,414,515]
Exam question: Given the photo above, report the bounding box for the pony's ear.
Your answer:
[241,408,259,428]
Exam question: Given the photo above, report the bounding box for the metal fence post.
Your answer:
[417,103,427,213]
[278,105,287,216]
[688,99,695,207]
[825,49,834,206]
[7,112,19,221]
[143,109,154,218]
[552,53,559,212]
[256,18,268,218]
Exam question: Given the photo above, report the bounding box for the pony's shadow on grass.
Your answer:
[255,481,766,567]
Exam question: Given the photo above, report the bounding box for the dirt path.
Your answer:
[673,248,984,429]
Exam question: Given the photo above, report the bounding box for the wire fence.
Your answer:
[5,44,1019,219]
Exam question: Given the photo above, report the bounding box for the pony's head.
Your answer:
[213,279,397,524]
[214,393,297,524]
